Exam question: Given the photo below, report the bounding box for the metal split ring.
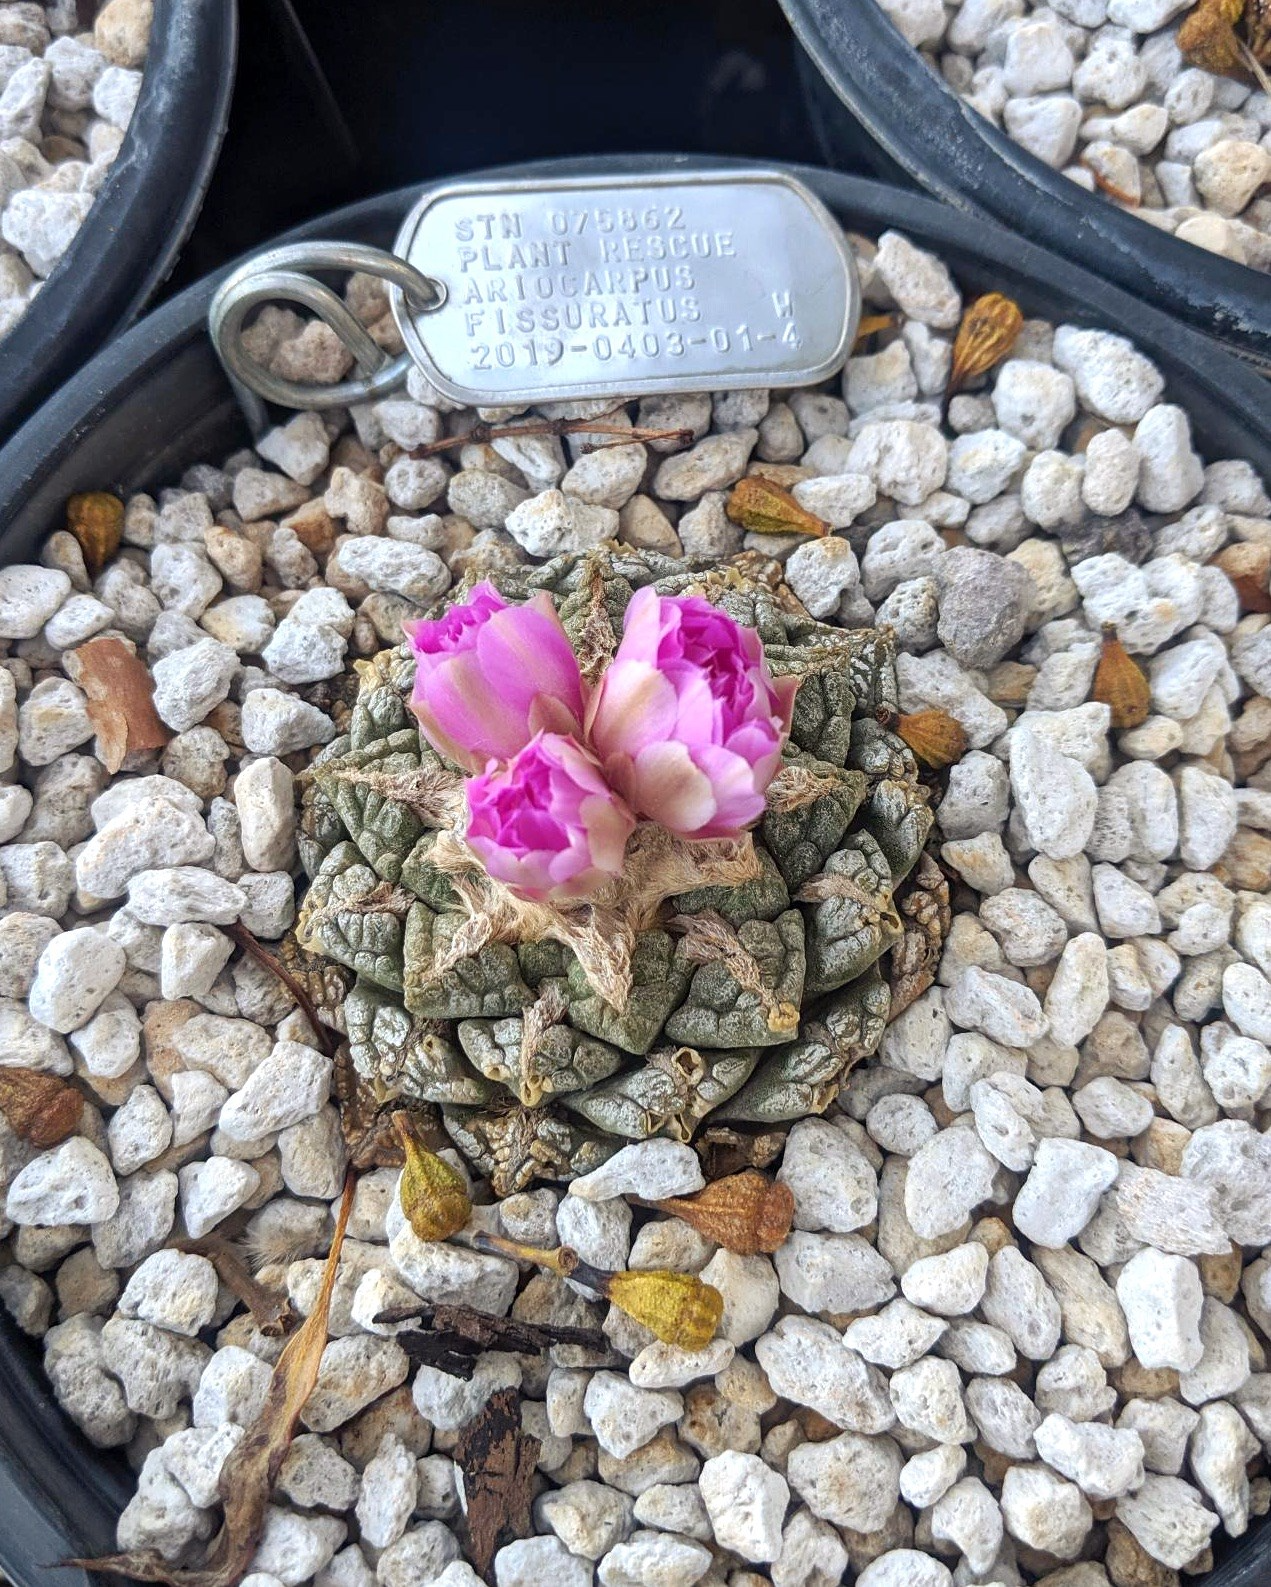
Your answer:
[208,241,446,430]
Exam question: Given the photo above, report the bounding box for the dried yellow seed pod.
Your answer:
[897,709,968,770]
[602,1269,724,1351]
[394,1111,471,1241]
[725,475,829,538]
[654,1171,794,1256]
[1091,625,1151,730]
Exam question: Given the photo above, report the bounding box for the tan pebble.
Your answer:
[1219,828,1271,891]
[1111,1361,1180,1400]
[1132,1118,1190,1175]
[969,1217,1015,1256]
[1198,1244,1242,1303]
[1106,1520,1180,1587]
[986,660,1036,707]
[94,0,152,66]
[141,998,201,1102]
[282,499,337,557]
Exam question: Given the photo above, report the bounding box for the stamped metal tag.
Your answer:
[209,167,859,421]
[391,169,859,405]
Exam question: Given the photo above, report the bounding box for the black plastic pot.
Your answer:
[0,0,237,445]
[780,0,1271,377]
[0,159,1269,1587]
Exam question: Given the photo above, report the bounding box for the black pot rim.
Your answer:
[0,0,238,444]
[0,155,1269,1587]
[779,0,1271,375]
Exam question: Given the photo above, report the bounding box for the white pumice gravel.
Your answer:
[1,227,1270,1587]
[0,0,152,340]
[878,0,1271,271]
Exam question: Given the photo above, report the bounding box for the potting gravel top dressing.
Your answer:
[0,0,152,340]
[877,0,1271,272]
[1,197,1271,1587]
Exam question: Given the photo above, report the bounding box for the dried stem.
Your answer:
[174,1233,295,1338]
[224,921,340,1058]
[408,402,693,461]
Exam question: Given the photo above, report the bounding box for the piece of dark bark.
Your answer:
[452,1388,540,1582]
[376,1300,607,1379]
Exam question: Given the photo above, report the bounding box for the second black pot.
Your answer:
[0,0,237,444]
[781,0,1271,377]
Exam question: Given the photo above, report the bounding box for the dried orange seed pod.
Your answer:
[655,1171,794,1256]
[603,1268,724,1351]
[66,491,124,576]
[725,475,829,538]
[1091,625,1151,730]
[394,1112,471,1241]
[897,709,969,770]
[949,293,1023,394]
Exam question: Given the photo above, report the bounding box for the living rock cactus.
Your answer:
[291,547,935,1194]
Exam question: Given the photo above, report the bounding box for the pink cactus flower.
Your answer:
[465,732,637,903]
[404,582,585,773]
[587,586,797,840]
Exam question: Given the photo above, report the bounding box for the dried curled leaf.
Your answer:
[72,1176,356,1587]
[66,490,123,576]
[725,475,829,539]
[653,1170,794,1255]
[0,1068,82,1147]
[66,635,169,775]
[897,709,968,769]
[949,293,1023,394]
[394,1109,471,1240]
[1091,624,1151,729]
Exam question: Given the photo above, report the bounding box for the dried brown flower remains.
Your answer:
[1179,0,1271,87]
[949,293,1024,394]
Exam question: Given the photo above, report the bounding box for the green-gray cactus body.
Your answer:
[292,547,932,1194]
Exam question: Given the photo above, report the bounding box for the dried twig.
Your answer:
[407,401,692,461]
[174,1232,295,1338]
[223,921,340,1058]
[377,1301,607,1379]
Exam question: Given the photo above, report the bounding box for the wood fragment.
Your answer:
[379,1301,608,1379]
[66,636,169,774]
[452,1388,540,1580]
[0,1068,83,1147]
[71,1175,356,1587]
[1079,158,1142,207]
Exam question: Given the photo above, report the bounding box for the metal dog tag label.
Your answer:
[391,169,859,405]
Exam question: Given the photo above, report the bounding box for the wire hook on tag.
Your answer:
[209,241,447,433]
